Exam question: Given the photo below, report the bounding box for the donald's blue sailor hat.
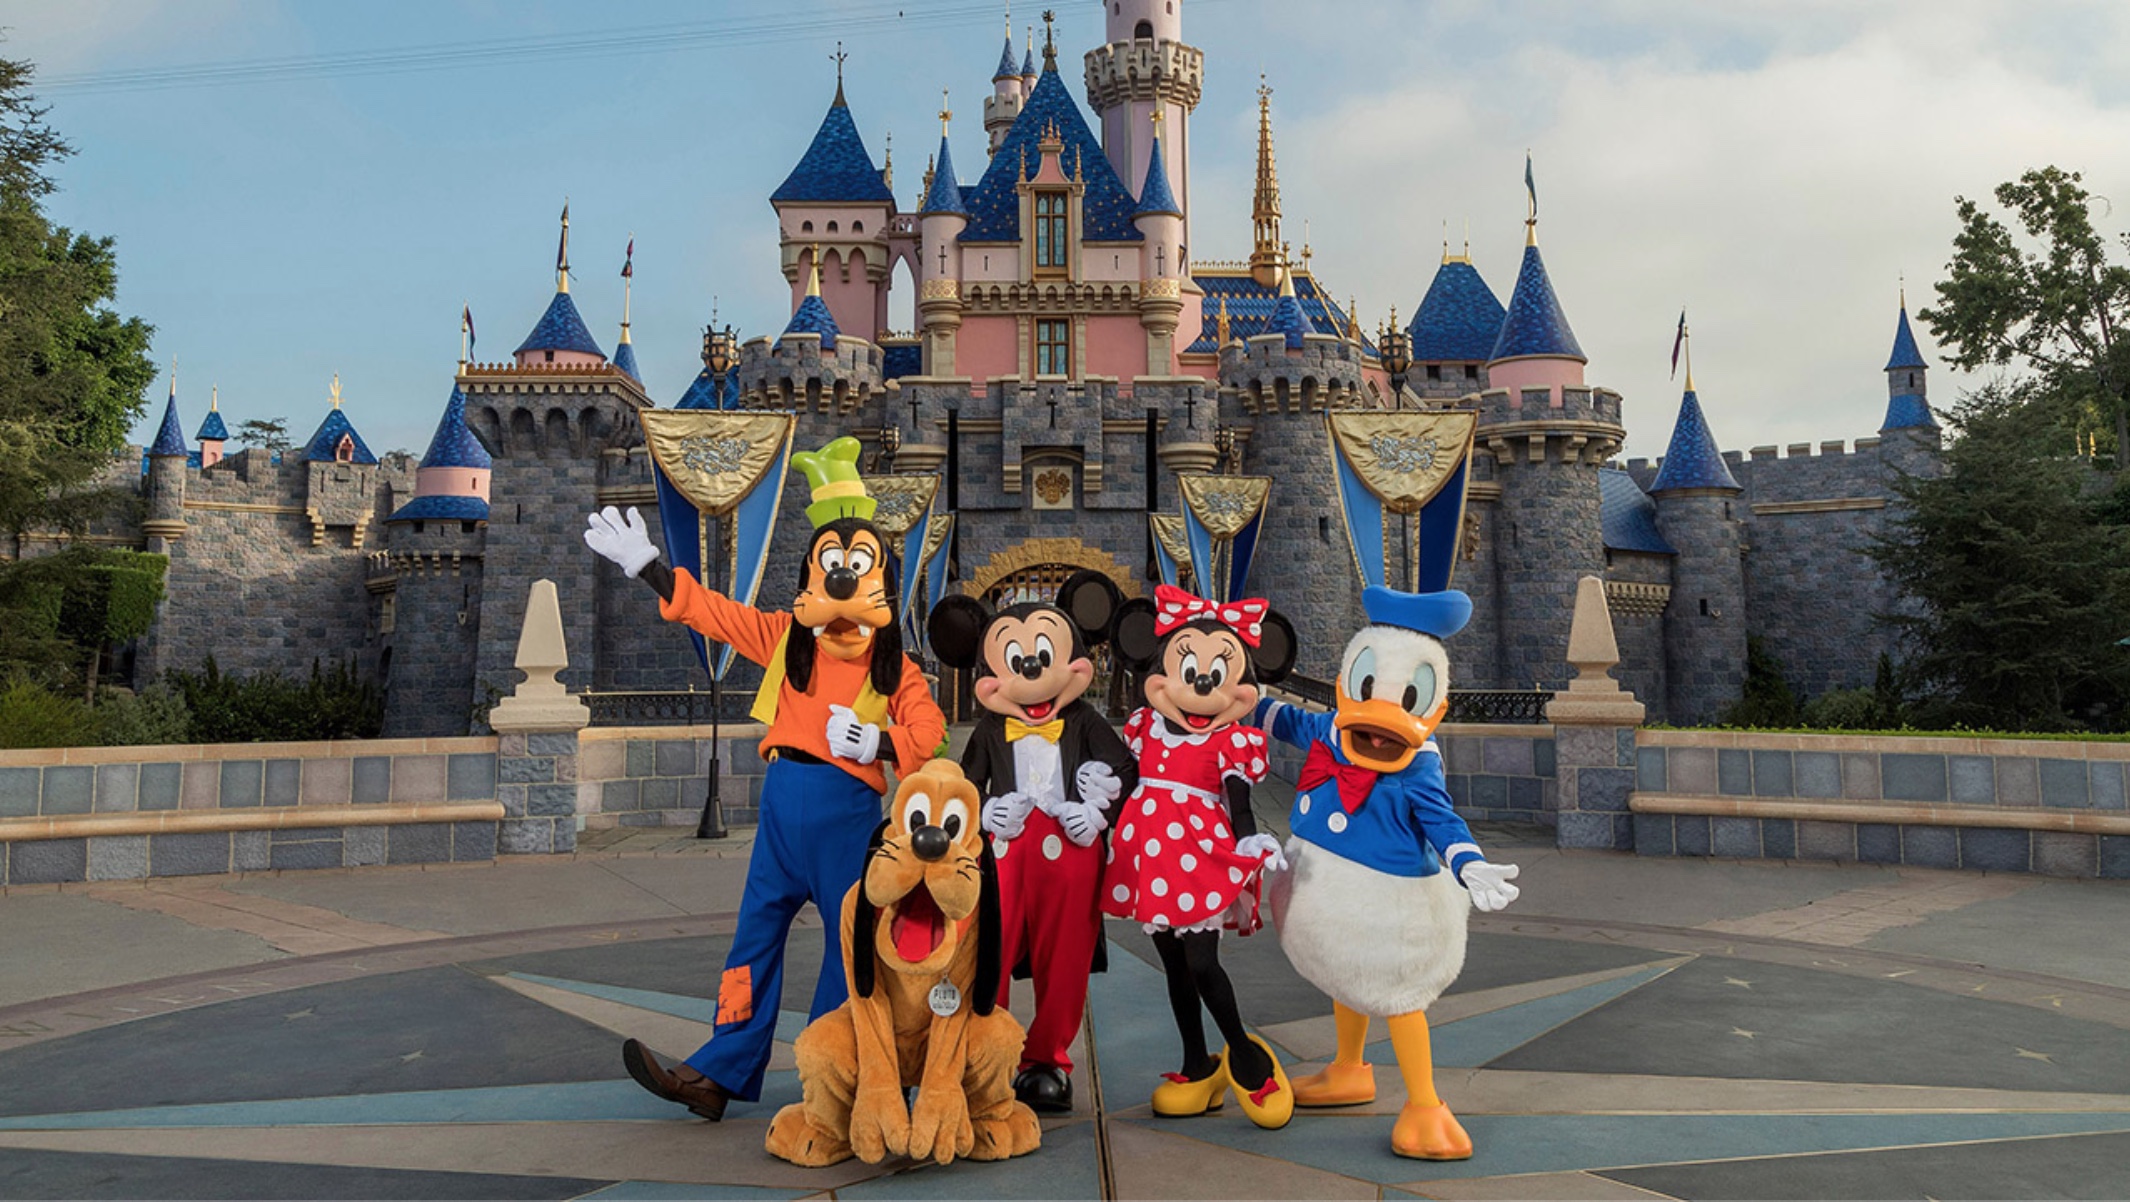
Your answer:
[1362,586,1472,640]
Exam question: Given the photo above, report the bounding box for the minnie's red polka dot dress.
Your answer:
[1102,707,1273,934]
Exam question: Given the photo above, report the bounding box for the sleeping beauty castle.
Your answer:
[90,0,1941,738]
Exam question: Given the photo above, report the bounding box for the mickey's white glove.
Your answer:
[1460,860,1520,912]
[1233,832,1288,875]
[826,705,882,765]
[583,506,660,578]
[1056,799,1109,847]
[982,792,1034,840]
[1075,761,1123,809]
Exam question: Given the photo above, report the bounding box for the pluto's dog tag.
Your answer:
[928,978,962,1017]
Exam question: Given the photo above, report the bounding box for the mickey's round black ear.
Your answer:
[1111,597,1162,671]
[1057,571,1122,645]
[1252,611,1299,684]
[925,595,993,672]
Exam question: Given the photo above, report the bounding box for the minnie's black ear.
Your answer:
[1112,597,1162,671]
[1057,571,1122,646]
[926,595,993,672]
[849,817,891,1000]
[1252,611,1299,684]
[971,832,1003,1016]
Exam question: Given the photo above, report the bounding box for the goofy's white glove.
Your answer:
[1460,860,1521,912]
[826,704,882,766]
[583,506,660,578]
[1075,761,1123,809]
[1055,799,1109,847]
[1233,832,1288,875]
[982,791,1035,840]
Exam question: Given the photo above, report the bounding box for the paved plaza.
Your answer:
[3,780,2130,1200]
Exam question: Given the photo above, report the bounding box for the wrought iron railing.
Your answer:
[1279,676,1555,725]
[583,690,756,727]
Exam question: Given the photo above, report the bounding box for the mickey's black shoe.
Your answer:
[1013,1065,1073,1113]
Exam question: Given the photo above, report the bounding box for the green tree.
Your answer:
[235,416,291,454]
[0,546,166,694]
[0,55,156,535]
[1922,166,2130,463]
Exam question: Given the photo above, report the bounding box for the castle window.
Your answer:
[1464,364,1478,380]
[853,220,864,233]
[828,220,839,233]
[802,220,814,233]
[1037,319,1070,375]
[335,434,354,463]
[544,350,554,362]
[1425,364,1441,381]
[1035,192,1069,270]
[1135,18,1153,37]
[1699,598,1710,616]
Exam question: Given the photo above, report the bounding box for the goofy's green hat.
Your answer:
[792,436,877,527]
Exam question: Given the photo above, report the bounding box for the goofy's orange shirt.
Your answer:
[660,567,946,793]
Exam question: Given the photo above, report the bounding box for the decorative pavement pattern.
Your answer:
[4,825,2130,1199]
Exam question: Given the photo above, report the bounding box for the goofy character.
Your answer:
[583,436,947,1121]
[925,571,1137,1113]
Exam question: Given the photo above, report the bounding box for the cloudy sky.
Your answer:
[10,0,2130,459]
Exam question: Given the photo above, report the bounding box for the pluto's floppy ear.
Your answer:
[849,817,891,1000]
[971,831,1003,1016]
[1251,610,1299,685]
[1058,571,1122,648]
[1111,596,1162,672]
[926,595,993,673]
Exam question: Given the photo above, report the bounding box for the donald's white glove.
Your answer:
[826,705,882,765]
[982,792,1035,840]
[1233,832,1288,875]
[583,506,660,578]
[1056,799,1109,847]
[1075,761,1123,809]
[1460,860,1521,912]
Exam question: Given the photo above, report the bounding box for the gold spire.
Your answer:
[330,372,343,410]
[211,384,218,413]
[557,200,571,293]
[1442,219,1451,264]
[1278,257,1298,298]
[1024,23,1035,75]
[1348,294,1360,343]
[1899,271,1907,310]
[1682,316,1695,392]
[1301,218,1312,269]
[807,245,824,298]
[940,88,953,136]
[1216,296,1231,345]
[1249,75,1284,288]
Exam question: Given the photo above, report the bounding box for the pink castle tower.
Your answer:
[195,384,228,468]
[1485,166,1587,406]
[513,204,608,369]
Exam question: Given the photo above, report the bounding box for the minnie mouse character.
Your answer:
[927,571,1138,1115]
[1102,584,1298,1130]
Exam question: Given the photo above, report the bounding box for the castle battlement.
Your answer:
[735,333,885,411]
[1219,332,1368,413]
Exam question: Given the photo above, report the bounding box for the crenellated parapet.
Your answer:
[456,362,650,460]
[733,333,886,413]
[1473,384,1625,467]
[1083,38,1204,115]
[1218,332,1371,415]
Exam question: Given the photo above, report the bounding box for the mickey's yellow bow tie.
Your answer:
[1005,717,1064,744]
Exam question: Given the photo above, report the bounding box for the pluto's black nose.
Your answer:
[911,825,949,862]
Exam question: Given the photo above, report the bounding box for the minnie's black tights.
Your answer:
[1151,929,1273,1089]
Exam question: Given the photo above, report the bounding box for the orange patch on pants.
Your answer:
[716,965,755,1026]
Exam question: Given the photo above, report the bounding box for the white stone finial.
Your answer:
[1545,575,1645,725]
[488,579,590,732]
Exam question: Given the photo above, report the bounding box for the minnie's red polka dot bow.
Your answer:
[1152,584,1268,648]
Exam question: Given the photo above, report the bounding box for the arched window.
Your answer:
[853,220,865,233]
[334,434,354,463]
[802,220,814,232]
[828,220,839,233]
[1135,19,1153,37]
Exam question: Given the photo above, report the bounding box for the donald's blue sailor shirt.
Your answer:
[1256,698,1485,883]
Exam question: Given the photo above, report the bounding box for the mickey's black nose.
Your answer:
[1019,659,1044,681]
[911,825,949,862]
[825,567,859,601]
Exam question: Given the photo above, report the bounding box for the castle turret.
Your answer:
[918,105,970,377]
[144,374,189,547]
[771,71,895,339]
[1485,211,1586,406]
[195,385,228,469]
[1880,293,1941,465]
[1133,118,1185,374]
[984,22,1026,153]
[1407,245,1504,400]
[299,374,383,549]
[1085,0,1202,250]
[1648,365,1746,725]
[514,205,607,369]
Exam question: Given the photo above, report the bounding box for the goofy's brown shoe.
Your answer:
[622,1038,731,1121]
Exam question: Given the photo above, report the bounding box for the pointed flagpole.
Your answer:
[620,235,635,345]
[459,304,470,369]
[556,200,571,293]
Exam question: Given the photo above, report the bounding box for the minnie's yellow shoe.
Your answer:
[1226,1034,1295,1130]
[1150,1055,1229,1117]
[1291,1060,1377,1107]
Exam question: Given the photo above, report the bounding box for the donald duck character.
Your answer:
[1255,585,1520,1161]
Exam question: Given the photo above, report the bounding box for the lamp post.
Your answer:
[1214,422,1238,474]
[1378,308,1412,410]
[695,321,740,840]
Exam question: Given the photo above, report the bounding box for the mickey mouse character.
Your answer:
[1102,584,1299,1130]
[927,571,1138,1115]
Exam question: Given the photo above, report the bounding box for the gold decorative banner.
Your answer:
[861,474,941,552]
[918,510,954,574]
[1176,474,1272,540]
[640,411,795,517]
[1326,411,1477,515]
[1149,513,1192,571]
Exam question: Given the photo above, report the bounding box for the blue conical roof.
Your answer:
[1489,243,1584,362]
[515,290,605,358]
[1267,289,1315,350]
[1883,393,1937,431]
[1409,259,1506,362]
[1021,46,1036,76]
[1886,305,1927,371]
[958,63,1142,243]
[302,408,378,465]
[417,386,492,470]
[1649,389,1740,493]
[921,134,969,217]
[676,369,739,410]
[194,407,228,443]
[1134,134,1181,218]
[149,391,188,458]
[780,294,840,351]
[613,339,642,385]
[994,35,1020,80]
[772,92,894,204]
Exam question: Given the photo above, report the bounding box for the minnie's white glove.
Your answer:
[583,506,660,577]
[1056,799,1109,847]
[1233,832,1288,875]
[982,792,1034,840]
[1075,761,1123,809]
[826,705,882,765]
[1460,860,1520,912]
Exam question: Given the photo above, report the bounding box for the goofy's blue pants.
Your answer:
[684,756,882,1102]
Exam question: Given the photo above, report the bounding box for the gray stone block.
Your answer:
[219,760,264,808]
[626,740,655,778]
[0,767,39,818]
[655,740,696,778]
[1796,820,1854,861]
[1750,751,1793,797]
[1948,756,1996,805]
[499,816,554,854]
[264,759,302,806]
[1881,754,1947,803]
[1761,818,1796,859]
[453,821,499,861]
[1637,747,1667,793]
[1675,815,1711,857]
[386,823,452,865]
[1576,768,1634,812]
[1960,828,2031,873]
[1615,728,1636,768]
[1632,813,1675,856]
[2039,759,2091,808]
[1711,817,1761,858]
[2102,835,2130,879]
[2034,832,2097,878]
[642,777,682,811]
[2092,762,2125,810]
[138,763,182,811]
[527,732,578,756]
[11,838,87,884]
[41,766,93,815]
[1857,823,1899,864]
[1481,737,1534,777]
[1794,752,1841,799]
[448,754,496,800]
[1996,757,2040,807]
[1717,750,1752,796]
[148,831,232,877]
[87,835,149,881]
[527,783,578,817]
[553,819,576,853]
[93,764,140,813]
[1444,775,1470,808]
[1557,811,1628,850]
[233,830,271,871]
[1667,748,1718,795]
[1901,825,1958,869]
[1841,753,1880,800]
[602,779,642,812]
[271,839,345,871]
[1469,775,1508,811]
[1553,726,1616,767]
[496,783,528,818]
[1532,738,1556,778]
[500,757,554,784]
[1508,777,1543,810]
[343,826,387,867]
[353,756,392,803]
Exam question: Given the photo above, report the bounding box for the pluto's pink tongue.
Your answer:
[890,885,944,962]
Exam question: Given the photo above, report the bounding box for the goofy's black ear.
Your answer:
[1058,571,1122,647]
[971,831,1003,1016]
[926,595,993,673]
[1111,597,1162,671]
[1251,611,1299,685]
[849,818,891,1000]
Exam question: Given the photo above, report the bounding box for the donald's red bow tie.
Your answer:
[1153,585,1268,647]
[1298,742,1380,814]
